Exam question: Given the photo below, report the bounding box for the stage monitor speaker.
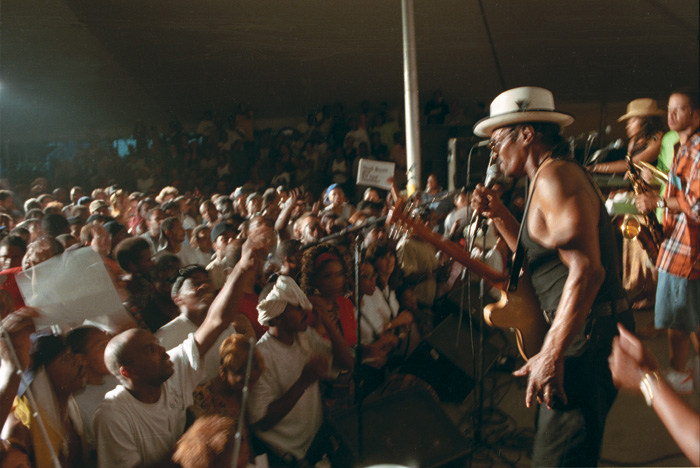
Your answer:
[328,386,470,468]
[400,313,501,403]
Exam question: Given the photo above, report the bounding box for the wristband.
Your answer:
[656,198,666,209]
[639,371,660,407]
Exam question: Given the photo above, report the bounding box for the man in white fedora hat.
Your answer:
[471,87,633,467]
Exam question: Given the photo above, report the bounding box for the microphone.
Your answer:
[586,138,624,166]
[483,161,502,188]
[609,138,624,150]
[469,159,503,230]
[476,139,491,147]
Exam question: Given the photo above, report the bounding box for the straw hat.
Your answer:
[473,87,574,137]
[617,98,665,122]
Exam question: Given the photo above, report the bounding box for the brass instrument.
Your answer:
[634,160,668,185]
[621,154,664,263]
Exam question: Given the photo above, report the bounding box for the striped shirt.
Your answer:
[656,130,700,278]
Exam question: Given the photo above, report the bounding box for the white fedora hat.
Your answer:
[473,86,574,137]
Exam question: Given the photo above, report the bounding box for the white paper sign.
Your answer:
[357,159,395,190]
[16,247,129,330]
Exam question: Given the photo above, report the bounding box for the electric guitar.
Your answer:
[387,197,548,361]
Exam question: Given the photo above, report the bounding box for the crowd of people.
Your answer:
[0,119,476,466]
[14,94,484,209]
[0,86,698,468]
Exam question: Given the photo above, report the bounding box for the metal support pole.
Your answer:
[401,0,422,196]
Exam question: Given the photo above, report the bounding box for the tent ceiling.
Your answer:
[1,0,698,142]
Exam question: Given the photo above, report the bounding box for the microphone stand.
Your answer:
[461,226,516,467]
[299,213,387,461]
[585,138,624,167]
[231,336,256,468]
[467,151,499,254]
[460,183,516,467]
[456,141,487,346]
[301,216,387,251]
[352,229,364,460]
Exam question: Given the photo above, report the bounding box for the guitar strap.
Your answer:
[508,157,554,292]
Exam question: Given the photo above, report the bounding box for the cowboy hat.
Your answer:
[473,86,574,137]
[617,98,665,122]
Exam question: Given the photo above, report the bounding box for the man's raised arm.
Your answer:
[194,237,266,356]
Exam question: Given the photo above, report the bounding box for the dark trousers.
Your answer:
[531,310,635,467]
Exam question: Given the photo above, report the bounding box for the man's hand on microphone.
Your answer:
[470,184,506,219]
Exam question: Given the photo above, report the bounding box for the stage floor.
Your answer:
[438,307,699,468]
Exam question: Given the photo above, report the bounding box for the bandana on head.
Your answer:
[257,275,312,325]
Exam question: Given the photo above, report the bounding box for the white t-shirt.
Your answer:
[73,375,118,449]
[247,329,331,460]
[155,315,237,382]
[358,288,398,345]
[94,334,204,468]
[155,241,205,266]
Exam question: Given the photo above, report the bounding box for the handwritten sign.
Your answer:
[357,159,395,190]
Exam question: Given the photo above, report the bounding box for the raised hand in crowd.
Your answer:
[275,187,306,240]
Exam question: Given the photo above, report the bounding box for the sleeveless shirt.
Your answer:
[520,160,625,316]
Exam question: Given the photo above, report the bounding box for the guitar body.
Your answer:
[484,272,548,361]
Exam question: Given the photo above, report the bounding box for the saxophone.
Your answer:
[621,153,664,263]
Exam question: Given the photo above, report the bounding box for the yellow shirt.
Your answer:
[13,395,88,468]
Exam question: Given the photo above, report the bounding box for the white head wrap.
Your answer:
[257,275,313,325]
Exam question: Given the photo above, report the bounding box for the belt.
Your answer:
[591,297,630,317]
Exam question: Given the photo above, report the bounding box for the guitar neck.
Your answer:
[389,199,508,287]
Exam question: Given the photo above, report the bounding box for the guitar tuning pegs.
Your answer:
[389,225,399,240]
[389,224,403,240]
